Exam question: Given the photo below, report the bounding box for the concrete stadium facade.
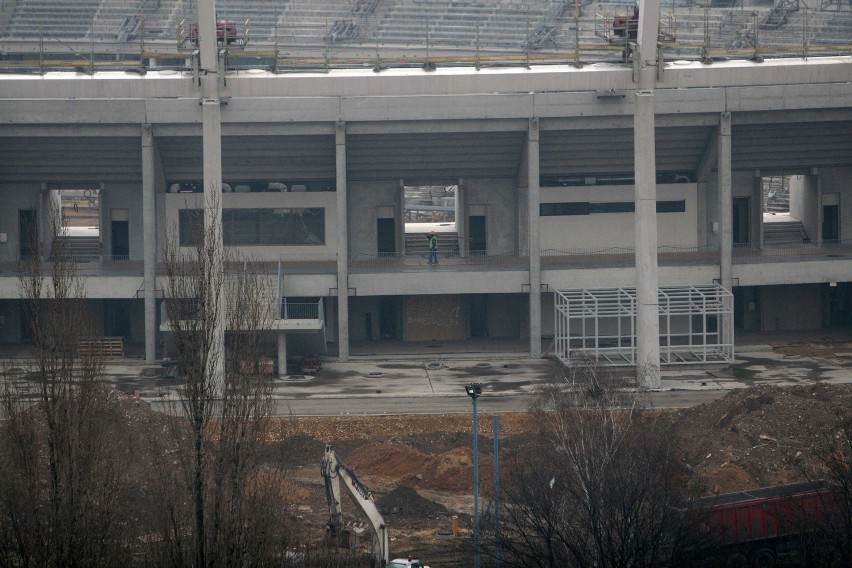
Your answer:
[0,10,851,381]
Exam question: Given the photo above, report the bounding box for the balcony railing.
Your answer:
[160,297,325,331]
[733,240,852,264]
[7,240,852,282]
[280,298,324,321]
[349,250,527,272]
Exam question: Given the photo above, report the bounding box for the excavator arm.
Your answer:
[321,444,390,567]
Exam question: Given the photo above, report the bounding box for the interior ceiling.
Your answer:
[0,137,142,183]
[158,135,337,181]
[0,119,850,186]
[731,121,852,172]
[540,126,714,176]
[346,131,526,182]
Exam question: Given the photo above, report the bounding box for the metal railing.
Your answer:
[279,298,324,321]
[1,6,850,75]
[733,240,852,264]
[349,250,527,271]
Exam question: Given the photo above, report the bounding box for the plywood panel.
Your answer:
[404,295,464,341]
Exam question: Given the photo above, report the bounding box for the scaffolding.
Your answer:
[554,284,734,366]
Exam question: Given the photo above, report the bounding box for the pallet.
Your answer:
[78,336,124,359]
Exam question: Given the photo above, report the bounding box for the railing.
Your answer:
[279,298,324,320]
[733,240,852,263]
[541,245,720,268]
[0,257,143,276]
[349,250,527,271]
[5,241,852,282]
[1,6,850,75]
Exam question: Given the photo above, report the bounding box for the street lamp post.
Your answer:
[465,382,482,568]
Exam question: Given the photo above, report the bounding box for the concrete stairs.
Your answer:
[52,236,102,262]
[763,220,810,245]
[404,231,460,255]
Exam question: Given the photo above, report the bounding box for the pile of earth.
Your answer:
[377,485,448,518]
[671,382,852,496]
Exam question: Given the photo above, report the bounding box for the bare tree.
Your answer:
[494,359,690,568]
[155,194,292,567]
[0,211,135,567]
[795,411,852,568]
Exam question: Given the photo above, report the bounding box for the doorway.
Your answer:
[732,198,750,245]
[469,294,488,338]
[379,296,400,340]
[377,217,396,256]
[111,209,129,259]
[469,215,486,255]
[18,209,37,260]
[823,194,840,243]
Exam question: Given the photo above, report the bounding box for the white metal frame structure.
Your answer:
[554,285,734,366]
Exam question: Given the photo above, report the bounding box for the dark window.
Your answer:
[179,209,204,246]
[540,202,590,216]
[656,200,686,213]
[540,200,685,216]
[180,208,325,246]
[591,202,634,214]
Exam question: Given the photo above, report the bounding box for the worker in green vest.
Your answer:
[427,231,438,265]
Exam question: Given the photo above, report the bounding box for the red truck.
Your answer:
[689,480,839,567]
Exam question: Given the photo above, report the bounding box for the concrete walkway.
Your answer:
[6,332,852,415]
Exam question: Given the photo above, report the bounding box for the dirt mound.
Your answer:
[673,383,852,495]
[345,443,493,492]
[377,486,448,518]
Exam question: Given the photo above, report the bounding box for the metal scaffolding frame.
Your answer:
[554,284,734,366]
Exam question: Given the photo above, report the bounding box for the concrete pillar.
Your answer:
[141,124,157,363]
[199,0,224,390]
[336,122,350,362]
[634,0,662,388]
[527,118,542,358]
[277,331,287,377]
[456,178,468,257]
[718,112,733,292]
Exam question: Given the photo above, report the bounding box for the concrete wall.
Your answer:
[465,178,518,253]
[162,190,338,260]
[488,293,522,338]
[539,184,697,250]
[789,174,819,241]
[348,180,400,258]
[760,284,823,330]
[821,167,852,242]
[0,184,42,261]
[104,183,144,260]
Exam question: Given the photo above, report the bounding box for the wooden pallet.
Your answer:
[78,336,124,359]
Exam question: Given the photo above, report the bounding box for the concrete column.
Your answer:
[456,178,468,257]
[141,124,157,363]
[277,331,287,377]
[527,118,541,358]
[199,0,224,389]
[718,112,733,292]
[336,122,350,362]
[634,0,661,388]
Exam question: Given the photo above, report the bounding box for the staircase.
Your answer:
[52,236,101,262]
[404,231,460,256]
[763,220,810,246]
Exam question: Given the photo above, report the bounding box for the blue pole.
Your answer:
[493,414,500,568]
[472,394,480,568]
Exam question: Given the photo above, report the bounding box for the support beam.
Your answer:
[141,124,157,363]
[718,112,733,292]
[277,331,287,377]
[527,118,542,359]
[634,0,661,388]
[199,0,224,390]
[336,122,350,362]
